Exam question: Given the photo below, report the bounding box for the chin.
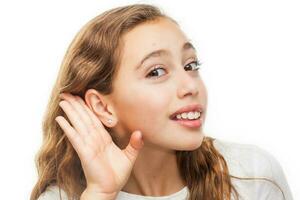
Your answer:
[176,136,204,151]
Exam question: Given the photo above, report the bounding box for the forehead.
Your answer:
[119,18,193,65]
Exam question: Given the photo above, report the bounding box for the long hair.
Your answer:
[30,3,284,200]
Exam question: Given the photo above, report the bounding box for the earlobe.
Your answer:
[102,114,117,127]
[106,117,116,127]
[84,89,117,127]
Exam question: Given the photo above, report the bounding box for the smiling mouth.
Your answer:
[170,110,203,121]
[170,111,204,128]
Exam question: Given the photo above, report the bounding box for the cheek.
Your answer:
[116,85,172,134]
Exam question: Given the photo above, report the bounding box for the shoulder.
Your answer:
[212,138,293,200]
[212,138,277,177]
[37,185,69,200]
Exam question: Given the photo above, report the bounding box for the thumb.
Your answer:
[122,130,144,164]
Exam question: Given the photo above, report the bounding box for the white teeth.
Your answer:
[175,111,201,120]
[187,112,195,119]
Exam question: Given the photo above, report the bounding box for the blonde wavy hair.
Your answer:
[30,3,285,200]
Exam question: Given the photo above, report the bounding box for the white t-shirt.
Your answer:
[37,139,294,200]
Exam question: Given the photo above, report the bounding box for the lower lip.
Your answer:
[171,114,203,128]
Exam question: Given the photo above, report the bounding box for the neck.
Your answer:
[121,142,186,196]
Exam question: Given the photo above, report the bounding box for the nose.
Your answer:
[176,68,199,98]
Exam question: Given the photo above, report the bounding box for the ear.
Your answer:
[84,88,117,127]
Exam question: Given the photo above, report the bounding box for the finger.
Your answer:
[60,93,96,132]
[75,95,113,144]
[55,116,85,158]
[74,95,105,129]
[122,131,144,164]
[59,93,112,147]
[58,100,89,137]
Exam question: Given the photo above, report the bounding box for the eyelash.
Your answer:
[146,59,202,79]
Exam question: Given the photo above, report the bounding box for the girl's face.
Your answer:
[109,18,207,151]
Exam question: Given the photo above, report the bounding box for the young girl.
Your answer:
[30,3,293,200]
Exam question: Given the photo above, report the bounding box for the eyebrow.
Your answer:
[137,41,197,69]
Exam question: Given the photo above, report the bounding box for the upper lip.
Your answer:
[169,104,204,119]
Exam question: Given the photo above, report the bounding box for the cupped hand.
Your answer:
[55,93,144,195]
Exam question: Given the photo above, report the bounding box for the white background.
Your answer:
[0,0,299,199]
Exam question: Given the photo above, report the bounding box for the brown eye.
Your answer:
[145,60,202,79]
[184,60,202,71]
[146,66,166,78]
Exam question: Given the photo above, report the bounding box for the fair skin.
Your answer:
[56,17,207,199]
